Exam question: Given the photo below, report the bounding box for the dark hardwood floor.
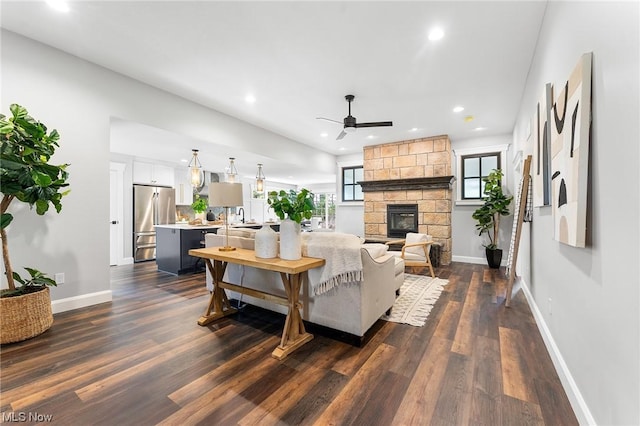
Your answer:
[0,261,577,425]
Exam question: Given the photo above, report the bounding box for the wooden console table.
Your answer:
[188,247,325,360]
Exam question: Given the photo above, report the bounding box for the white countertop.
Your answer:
[155,222,278,230]
[155,224,222,230]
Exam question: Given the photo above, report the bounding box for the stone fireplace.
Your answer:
[362,135,453,265]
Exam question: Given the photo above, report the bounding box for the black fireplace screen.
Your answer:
[387,204,419,238]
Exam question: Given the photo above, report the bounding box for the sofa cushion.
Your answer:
[394,256,405,276]
[217,228,258,239]
[361,243,389,259]
[405,233,432,257]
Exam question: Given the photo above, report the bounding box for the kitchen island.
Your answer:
[155,223,279,275]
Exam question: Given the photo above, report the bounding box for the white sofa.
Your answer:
[205,229,404,338]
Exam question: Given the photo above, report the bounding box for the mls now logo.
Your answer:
[1,411,53,422]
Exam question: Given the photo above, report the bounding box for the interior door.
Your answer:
[109,169,118,265]
[110,162,126,266]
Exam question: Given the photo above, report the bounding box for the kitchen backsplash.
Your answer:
[175,205,225,222]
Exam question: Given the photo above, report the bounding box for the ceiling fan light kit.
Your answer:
[317,94,393,140]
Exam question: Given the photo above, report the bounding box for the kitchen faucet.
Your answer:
[238,207,245,224]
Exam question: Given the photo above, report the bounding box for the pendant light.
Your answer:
[188,149,204,188]
[255,163,265,193]
[225,157,238,183]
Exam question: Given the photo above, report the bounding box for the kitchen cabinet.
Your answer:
[156,226,218,275]
[133,162,175,187]
[174,168,194,206]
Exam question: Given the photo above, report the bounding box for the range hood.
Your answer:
[196,172,220,196]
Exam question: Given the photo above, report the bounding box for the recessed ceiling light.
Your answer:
[453,106,464,113]
[474,127,486,131]
[464,115,474,122]
[366,135,376,139]
[245,94,256,104]
[410,127,418,132]
[46,0,70,12]
[428,28,444,41]
[338,147,346,151]
[320,132,328,137]
[180,159,188,163]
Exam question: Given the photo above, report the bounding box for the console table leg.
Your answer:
[198,259,237,326]
[272,272,313,360]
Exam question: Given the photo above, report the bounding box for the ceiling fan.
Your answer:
[317,94,393,140]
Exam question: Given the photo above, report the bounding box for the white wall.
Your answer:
[335,154,364,236]
[1,30,335,309]
[511,3,639,425]
[450,134,514,263]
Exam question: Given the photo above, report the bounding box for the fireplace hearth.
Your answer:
[387,204,419,238]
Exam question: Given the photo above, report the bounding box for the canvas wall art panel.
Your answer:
[533,83,553,207]
[550,52,592,247]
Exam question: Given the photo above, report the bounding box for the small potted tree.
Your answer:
[472,169,513,268]
[0,104,70,343]
[267,189,314,260]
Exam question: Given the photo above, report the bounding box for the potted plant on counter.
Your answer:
[472,169,512,268]
[267,189,314,260]
[0,104,71,343]
[191,194,208,224]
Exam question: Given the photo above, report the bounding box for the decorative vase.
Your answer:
[279,218,302,260]
[0,287,53,344]
[255,224,278,258]
[485,247,503,269]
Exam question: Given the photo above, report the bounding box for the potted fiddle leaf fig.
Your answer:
[472,169,512,268]
[267,189,315,260]
[0,104,70,343]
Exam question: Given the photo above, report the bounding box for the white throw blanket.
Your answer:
[302,232,363,295]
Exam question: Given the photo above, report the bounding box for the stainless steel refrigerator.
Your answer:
[133,185,176,262]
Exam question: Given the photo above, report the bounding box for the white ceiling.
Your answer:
[1,1,547,184]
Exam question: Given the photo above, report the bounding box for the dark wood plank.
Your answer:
[0,261,578,425]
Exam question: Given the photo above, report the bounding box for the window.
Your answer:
[342,166,363,202]
[453,143,510,205]
[311,192,336,229]
[461,152,500,199]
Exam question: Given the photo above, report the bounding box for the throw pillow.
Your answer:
[405,233,432,257]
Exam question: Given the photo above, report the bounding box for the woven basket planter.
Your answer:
[0,287,53,344]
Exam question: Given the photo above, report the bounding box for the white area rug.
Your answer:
[382,274,449,327]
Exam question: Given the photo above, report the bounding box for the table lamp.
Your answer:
[209,182,244,251]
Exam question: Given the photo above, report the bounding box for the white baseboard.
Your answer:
[452,255,486,264]
[452,255,508,266]
[519,278,595,426]
[51,290,112,314]
[121,257,134,265]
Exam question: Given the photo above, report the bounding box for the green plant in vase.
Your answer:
[267,188,315,223]
[267,189,315,260]
[191,195,208,214]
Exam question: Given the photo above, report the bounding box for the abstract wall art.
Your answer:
[550,52,592,247]
[533,83,553,207]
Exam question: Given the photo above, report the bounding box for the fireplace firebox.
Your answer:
[387,204,419,238]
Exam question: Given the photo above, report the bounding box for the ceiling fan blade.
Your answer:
[336,130,347,140]
[316,117,342,124]
[355,121,393,128]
